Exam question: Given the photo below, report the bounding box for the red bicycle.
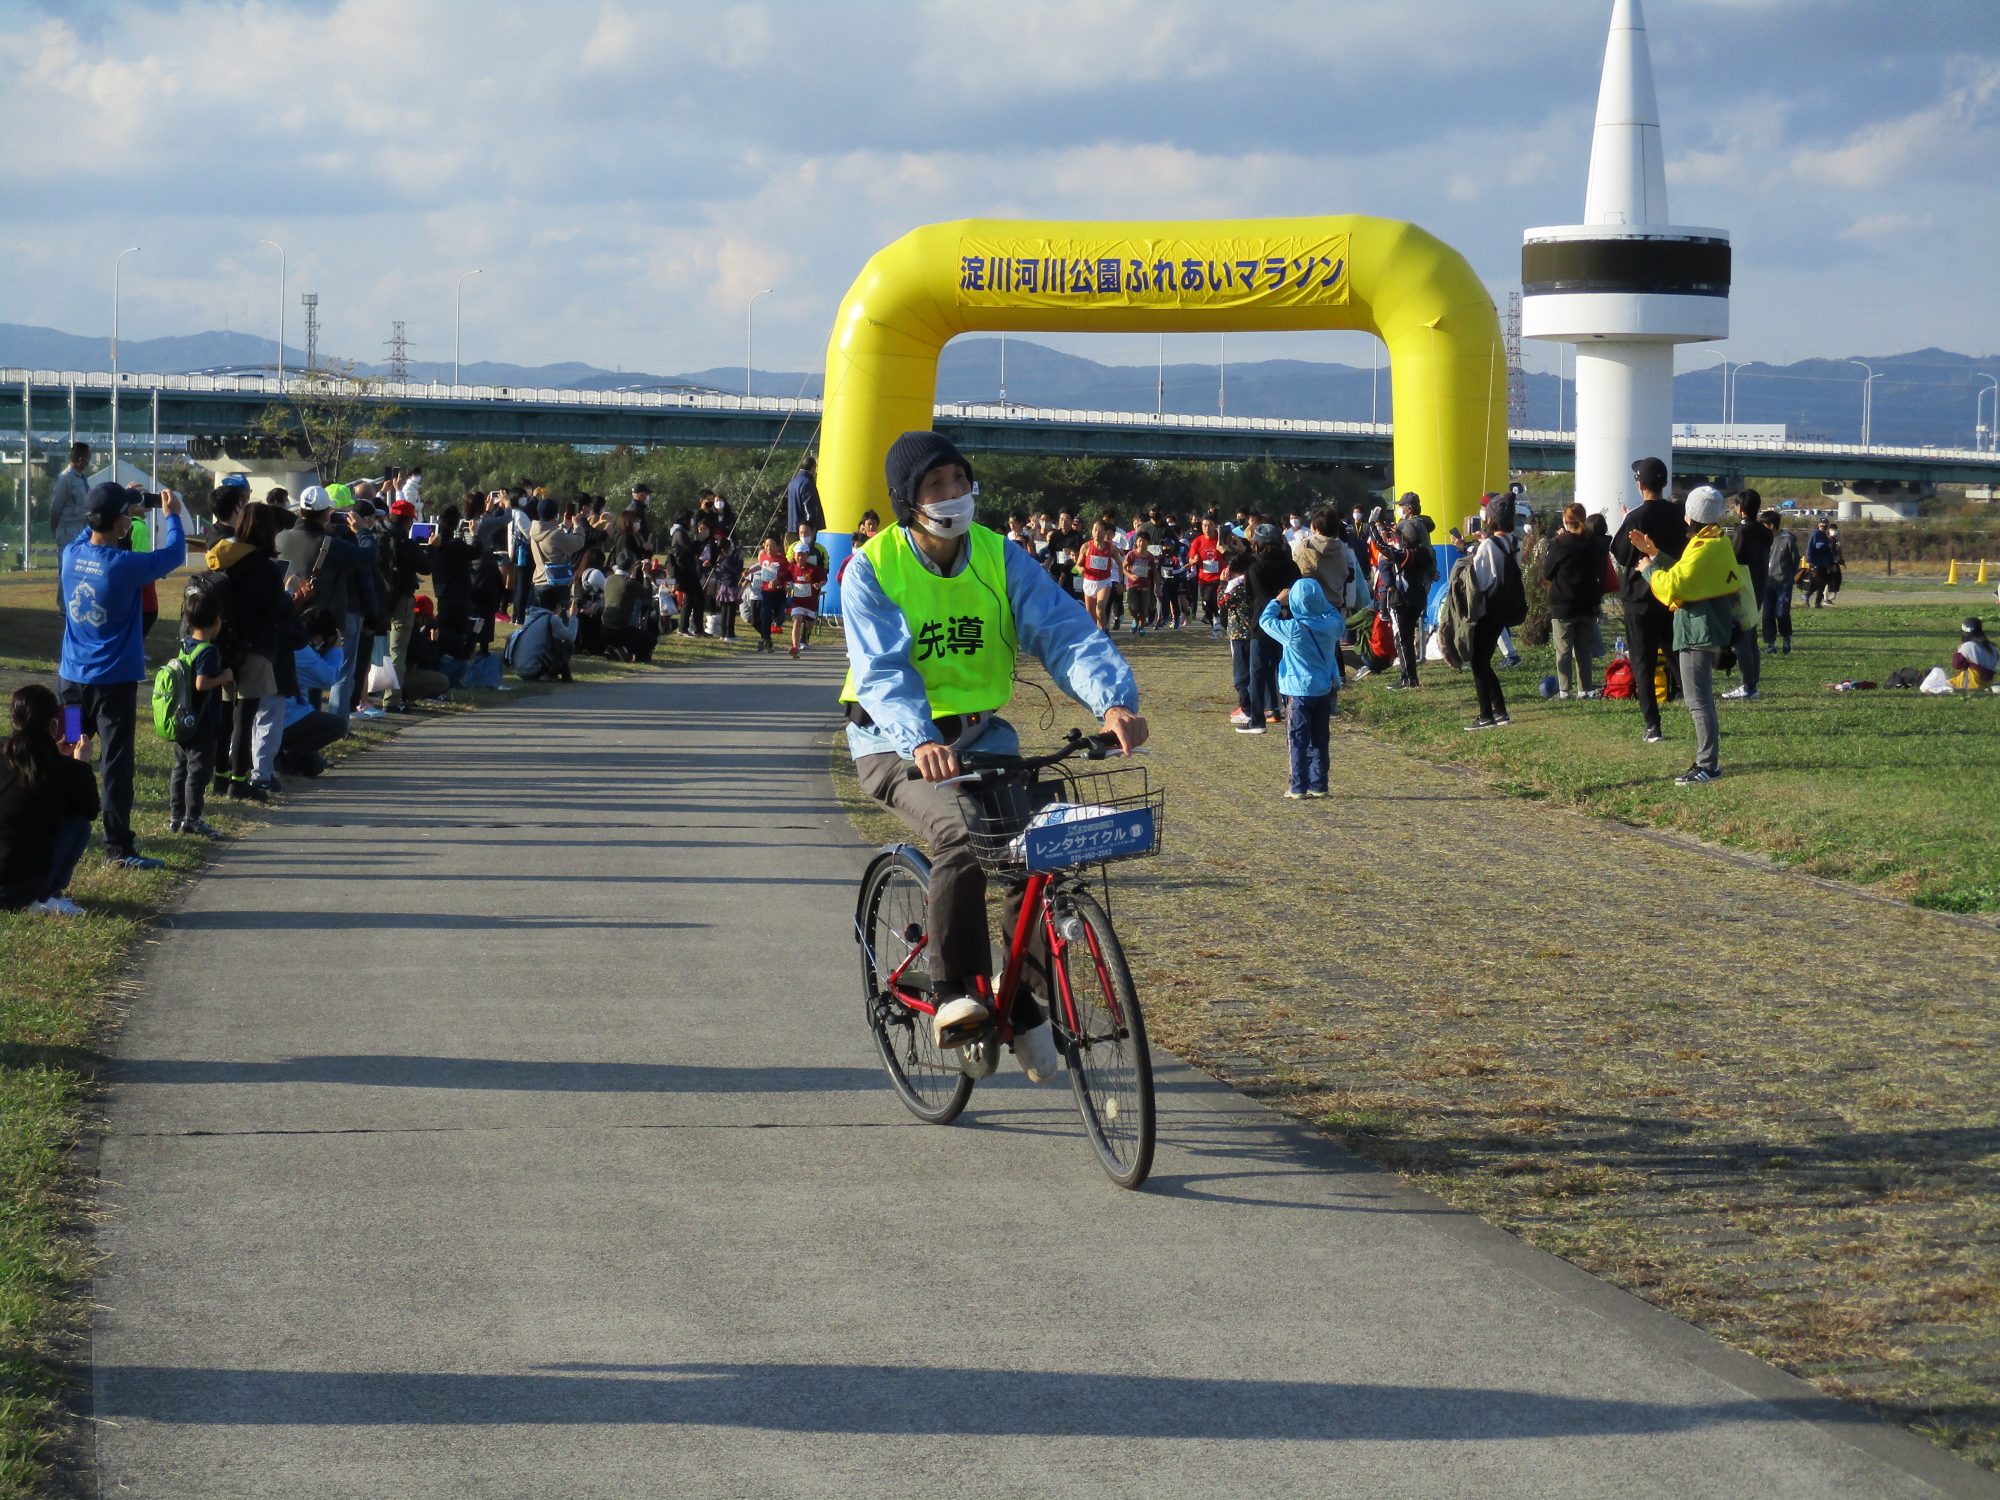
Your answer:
[855,730,1163,1188]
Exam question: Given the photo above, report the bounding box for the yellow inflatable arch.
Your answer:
[817,214,1507,565]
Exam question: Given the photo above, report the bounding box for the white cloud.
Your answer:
[0,0,1994,373]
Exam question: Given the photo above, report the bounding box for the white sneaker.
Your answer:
[30,895,84,917]
[1721,686,1758,700]
[933,994,989,1049]
[1013,1020,1061,1084]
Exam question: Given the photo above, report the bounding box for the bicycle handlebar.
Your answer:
[902,728,1121,782]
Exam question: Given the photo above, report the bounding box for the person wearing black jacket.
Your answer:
[1244,524,1302,729]
[428,505,478,660]
[1541,501,1608,697]
[1609,456,1688,743]
[377,499,432,713]
[1724,489,1771,699]
[1380,492,1436,688]
[204,502,295,801]
[0,685,101,914]
[608,502,653,574]
[671,521,707,636]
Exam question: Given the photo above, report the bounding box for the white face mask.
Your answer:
[916,493,976,539]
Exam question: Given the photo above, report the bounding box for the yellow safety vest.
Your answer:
[840,523,1017,715]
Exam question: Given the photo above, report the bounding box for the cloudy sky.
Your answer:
[3,0,1995,381]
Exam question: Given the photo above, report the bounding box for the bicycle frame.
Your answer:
[882,870,1123,1047]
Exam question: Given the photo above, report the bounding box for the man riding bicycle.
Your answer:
[841,431,1147,1077]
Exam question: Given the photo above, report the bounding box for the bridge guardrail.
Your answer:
[5,368,1996,465]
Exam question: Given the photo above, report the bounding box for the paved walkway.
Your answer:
[88,661,1992,1497]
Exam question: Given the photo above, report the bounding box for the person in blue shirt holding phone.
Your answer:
[59,482,188,869]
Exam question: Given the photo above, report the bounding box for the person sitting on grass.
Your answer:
[1952,618,1997,691]
[278,607,348,781]
[503,586,577,682]
[0,684,100,917]
[1259,579,1343,801]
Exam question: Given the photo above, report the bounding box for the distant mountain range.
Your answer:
[5,322,1996,452]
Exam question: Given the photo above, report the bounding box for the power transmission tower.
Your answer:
[1505,291,1528,429]
[300,293,320,372]
[386,321,409,382]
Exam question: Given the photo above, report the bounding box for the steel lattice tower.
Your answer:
[300,293,320,372]
[387,321,409,382]
[1505,291,1528,429]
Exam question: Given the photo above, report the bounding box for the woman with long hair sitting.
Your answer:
[0,685,102,916]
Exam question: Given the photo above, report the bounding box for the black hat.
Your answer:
[1398,491,1421,511]
[631,482,651,495]
[84,482,133,530]
[1964,618,1988,639]
[883,430,973,525]
[1632,456,1669,491]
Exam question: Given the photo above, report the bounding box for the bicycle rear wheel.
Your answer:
[1045,888,1155,1188]
[858,848,975,1125]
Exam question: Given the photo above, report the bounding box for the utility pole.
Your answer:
[1505,291,1528,429]
[301,292,320,373]
[387,321,410,383]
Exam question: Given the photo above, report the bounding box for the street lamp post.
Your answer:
[453,268,483,389]
[745,288,773,400]
[1217,333,1226,418]
[1696,348,1731,437]
[259,239,286,386]
[1848,359,1876,449]
[1976,375,1999,452]
[1156,334,1164,417]
[998,332,1007,404]
[111,245,140,479]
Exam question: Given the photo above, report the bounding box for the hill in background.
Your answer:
[3,322,1994,452]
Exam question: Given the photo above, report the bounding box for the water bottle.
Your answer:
[1614,635,1627,658]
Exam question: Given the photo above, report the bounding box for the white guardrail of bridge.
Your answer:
[7,368,1998,465]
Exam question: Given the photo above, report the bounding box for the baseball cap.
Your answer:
[298,485,334,513]
[326,482,354,509]
[1398,491,1421,510]
[1632,456,1669,491]
[84,482,134,530]
[1252,522,1281,544]
[217,473,250,492]
[388,499,417,522]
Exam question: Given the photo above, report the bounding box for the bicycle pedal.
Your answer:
[959,1032,1001,1079]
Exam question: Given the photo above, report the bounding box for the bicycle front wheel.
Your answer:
[1046,889,1155,1188]
[858,848,975,1126]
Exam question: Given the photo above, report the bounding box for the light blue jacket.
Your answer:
[842,525,1139,759]
[284,642,345,728]
[1258,577,1344,698]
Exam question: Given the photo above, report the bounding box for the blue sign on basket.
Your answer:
[1022,806,1157,872]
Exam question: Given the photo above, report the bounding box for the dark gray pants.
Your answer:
[855,746,1045,995]
[170,738,215,824]
[59,679,138,854]
[1680,646,1720,774]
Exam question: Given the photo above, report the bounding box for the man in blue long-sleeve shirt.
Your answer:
[59,483,188,868]
[841,431,1146,1073]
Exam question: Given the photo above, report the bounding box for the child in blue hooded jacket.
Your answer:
[1258,577,1343,799]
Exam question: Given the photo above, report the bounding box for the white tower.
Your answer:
[1523,0,1730,518]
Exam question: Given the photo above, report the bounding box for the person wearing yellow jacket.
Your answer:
[1627,486,1749,786]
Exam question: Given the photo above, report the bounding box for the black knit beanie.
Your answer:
[883,430,973,525]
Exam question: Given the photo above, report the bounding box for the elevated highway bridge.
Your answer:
[8,368,1999,488]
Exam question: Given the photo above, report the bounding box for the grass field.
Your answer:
[834,585,2000,1472]
[0,564,734,1494]
[1346,584,2000,913]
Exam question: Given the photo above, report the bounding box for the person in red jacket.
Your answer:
[1187,513,1226,637]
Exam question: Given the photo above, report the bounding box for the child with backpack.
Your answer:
[162,587,233,835]
[1257,579,1344,799]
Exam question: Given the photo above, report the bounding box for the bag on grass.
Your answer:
[1602,657,1636,700]
[1919,667,1954,695]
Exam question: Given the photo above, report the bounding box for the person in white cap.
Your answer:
[1626,484,1748,785]
[274,485,379,735]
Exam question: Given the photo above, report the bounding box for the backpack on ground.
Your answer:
[151,644,205,746]
[1602,656,1636,700]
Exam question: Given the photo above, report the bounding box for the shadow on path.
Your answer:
[92,1361,1866,1438]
